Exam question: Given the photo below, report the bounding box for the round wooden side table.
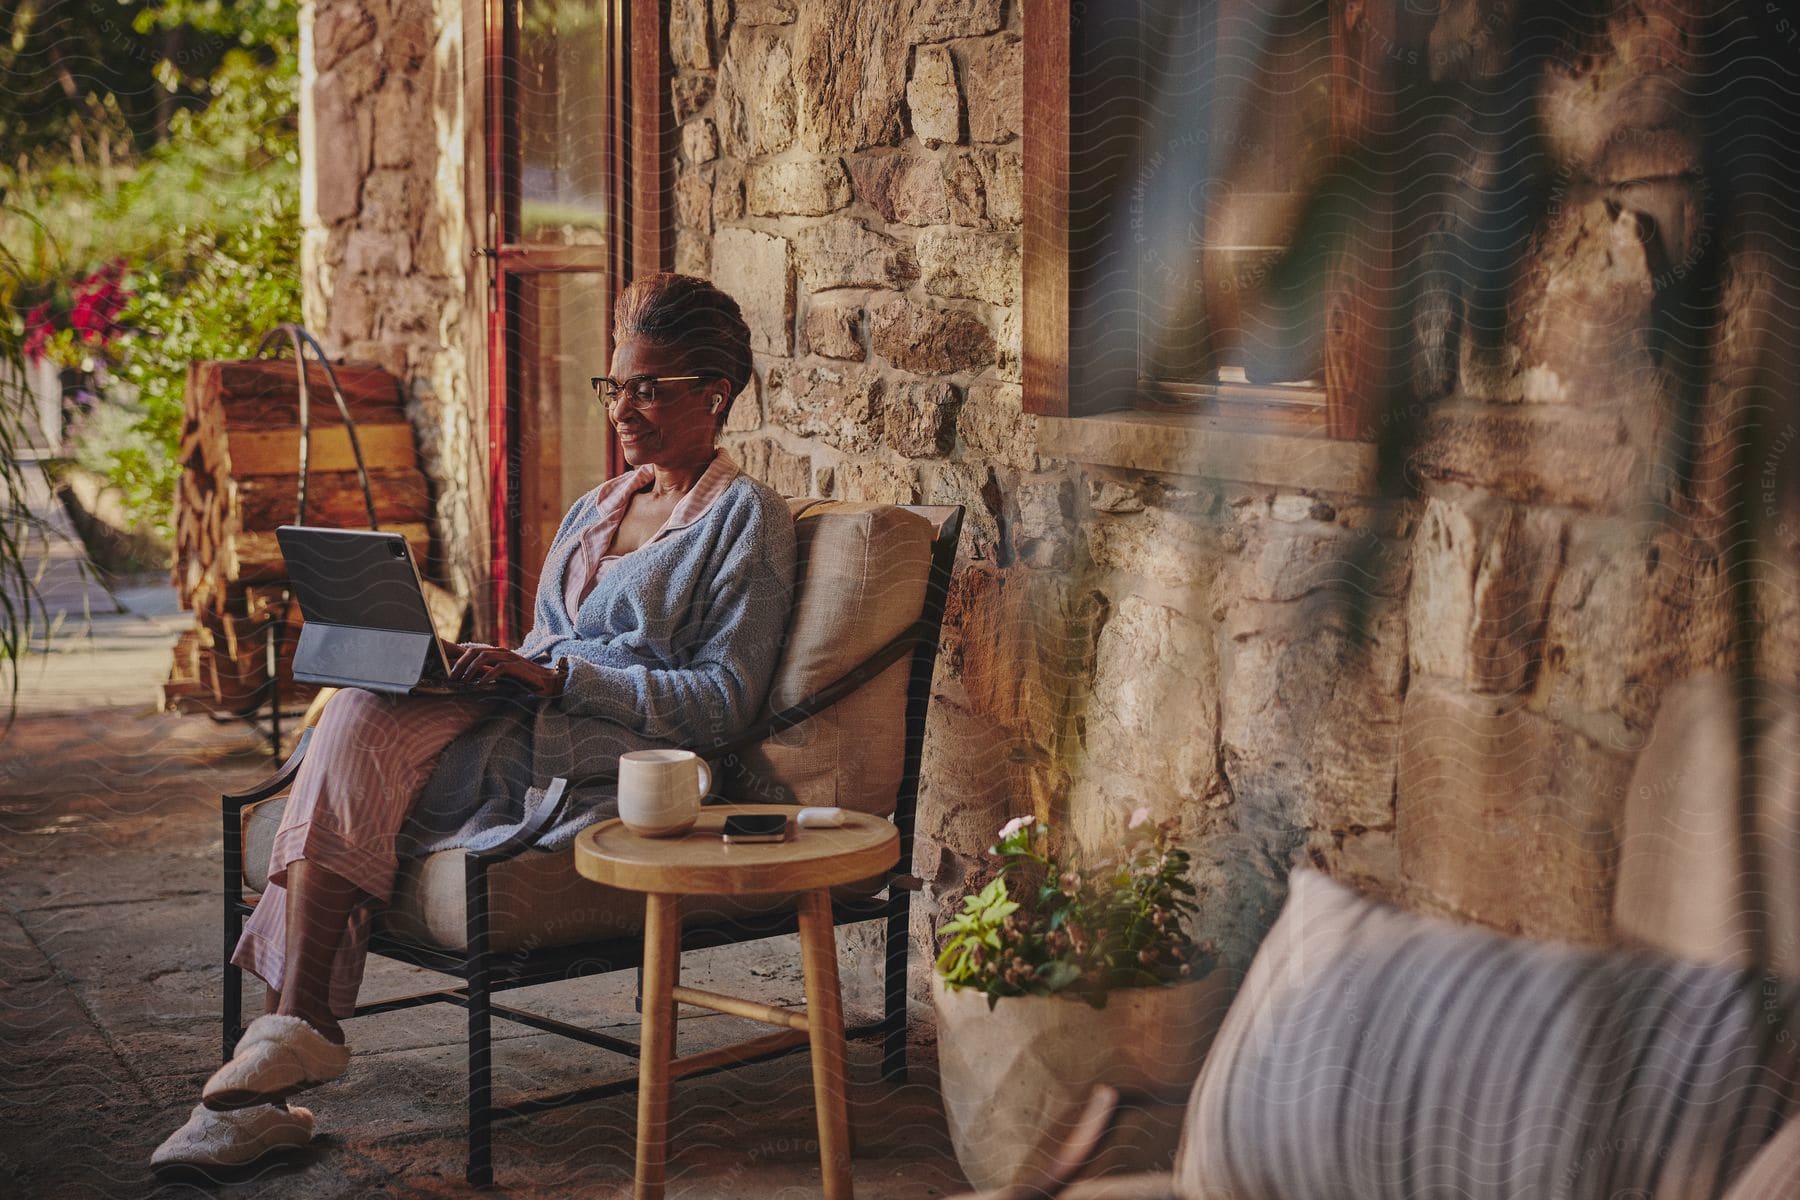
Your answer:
[573,803,899,1200]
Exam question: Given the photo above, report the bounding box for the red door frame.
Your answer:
[481,0,669,644]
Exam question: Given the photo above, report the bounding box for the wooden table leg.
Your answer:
[797,889,854,1200]
[636,892,681,1200]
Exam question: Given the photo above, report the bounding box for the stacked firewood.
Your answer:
[161,360,436,715]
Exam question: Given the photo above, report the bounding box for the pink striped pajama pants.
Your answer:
[230,687,490,1017]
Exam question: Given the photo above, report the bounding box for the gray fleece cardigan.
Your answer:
[397,471,796,855]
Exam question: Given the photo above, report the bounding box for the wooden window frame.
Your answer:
[482,0,671,642]
[1022,0,1410,442]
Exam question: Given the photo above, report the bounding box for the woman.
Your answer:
[153,273,796,1172]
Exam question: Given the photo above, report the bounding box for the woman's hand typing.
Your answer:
[442,640,564,697]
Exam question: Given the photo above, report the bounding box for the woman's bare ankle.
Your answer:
[273,1000,346,1045]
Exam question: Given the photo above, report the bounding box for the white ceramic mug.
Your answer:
[617,749,711,837]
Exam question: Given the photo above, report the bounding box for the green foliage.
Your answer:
[0,209,48,717]
[1,0,300,537]
[935,815,1207,1009]
[96,189,301,537]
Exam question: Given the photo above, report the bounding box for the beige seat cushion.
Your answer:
[243,796,885,954]
[726,501,933,815]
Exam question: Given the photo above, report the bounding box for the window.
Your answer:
[1024,0,1414,440]
[483,0,669,639]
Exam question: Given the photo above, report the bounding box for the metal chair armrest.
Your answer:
[467,776,574,863]
[222,728,315,810]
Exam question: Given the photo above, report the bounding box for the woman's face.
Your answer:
[605,336,726,470]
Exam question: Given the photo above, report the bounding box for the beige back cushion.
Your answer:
[1614,672,1800,978]
[725,501,933,815]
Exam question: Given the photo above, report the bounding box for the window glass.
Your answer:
[512,272,612,612]
[517,0,610,245]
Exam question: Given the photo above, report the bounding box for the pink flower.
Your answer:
[1127,806,1153,830]
[997,815,1034,840]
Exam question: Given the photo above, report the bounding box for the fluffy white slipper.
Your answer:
[151,1102,314,1171]
[202,1014,351,1110]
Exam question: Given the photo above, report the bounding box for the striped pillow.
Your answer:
[1177,871,1800,1200]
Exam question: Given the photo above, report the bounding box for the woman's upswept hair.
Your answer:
[612,273,755,404]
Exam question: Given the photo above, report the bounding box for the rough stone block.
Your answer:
[884,380,962,459]
[1409,496,1568,695]
[723,372,762,433]
[958,35,1022,144]
[746,157,852,216]
[712,228,793,355]
[313,3,376,74]
[1087,506,1218,590]
[712,159,746,223]
[682,119,719,164]
[869,298,995,375]
[1397,676,1633,943]
[941,566,1082,754]
[794,0,910,152]
[1227,517,1410,607]
[736,0,797,23]
[944,152,986,225]
[672,72,715,123]
[734,437,813,498]
[1410,405,1651,512]
[1536,518,1735,734]
[924,462,1001,560]
[794,219,917,291]
[803,302,865,360]
[958,382,1039,471]
[1220,597,1405,833]
[370,79,426,169]
[1012,478,1074,569]
[719,26,796,157]
[848,154,950,225]
[378,10,431,74]
[1514,194,1663,405]
[311,86,366,224]
[342,229,412,276]
[671,0,715,69]
[675,233,711,278]
[1088,595,1219,804]
[676,170,714,237]
[1086,475,1144,514]
[907,44,962,148]
[975,149,1022,226]
[919,229,1017,305]
[834,459,919,504]
[911,0,1005,42]
[765,364,884,452]
[1538,1,1704,180]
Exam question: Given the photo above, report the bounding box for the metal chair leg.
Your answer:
[465,856,495,1188]
[223,803,245,1062]
[881,899,910,1083]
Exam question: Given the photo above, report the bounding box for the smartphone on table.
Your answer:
[720,813,791,844]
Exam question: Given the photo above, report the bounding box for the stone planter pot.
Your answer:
[931,969,1233,1191]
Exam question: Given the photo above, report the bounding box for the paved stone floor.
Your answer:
[0,462,969,1199]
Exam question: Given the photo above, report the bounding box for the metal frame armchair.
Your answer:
[219,502,963,1186]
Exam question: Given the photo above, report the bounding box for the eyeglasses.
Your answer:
[589,374,710,410]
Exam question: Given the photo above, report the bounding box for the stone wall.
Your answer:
[300,0,486,605]
[666,0,1799,983]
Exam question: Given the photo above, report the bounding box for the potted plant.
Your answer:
[931,810,1231,1190]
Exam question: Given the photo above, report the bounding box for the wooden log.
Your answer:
[220,424,418,477]
[231,469,432,530]
[219,521,432,583]
[187,360,405,430]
